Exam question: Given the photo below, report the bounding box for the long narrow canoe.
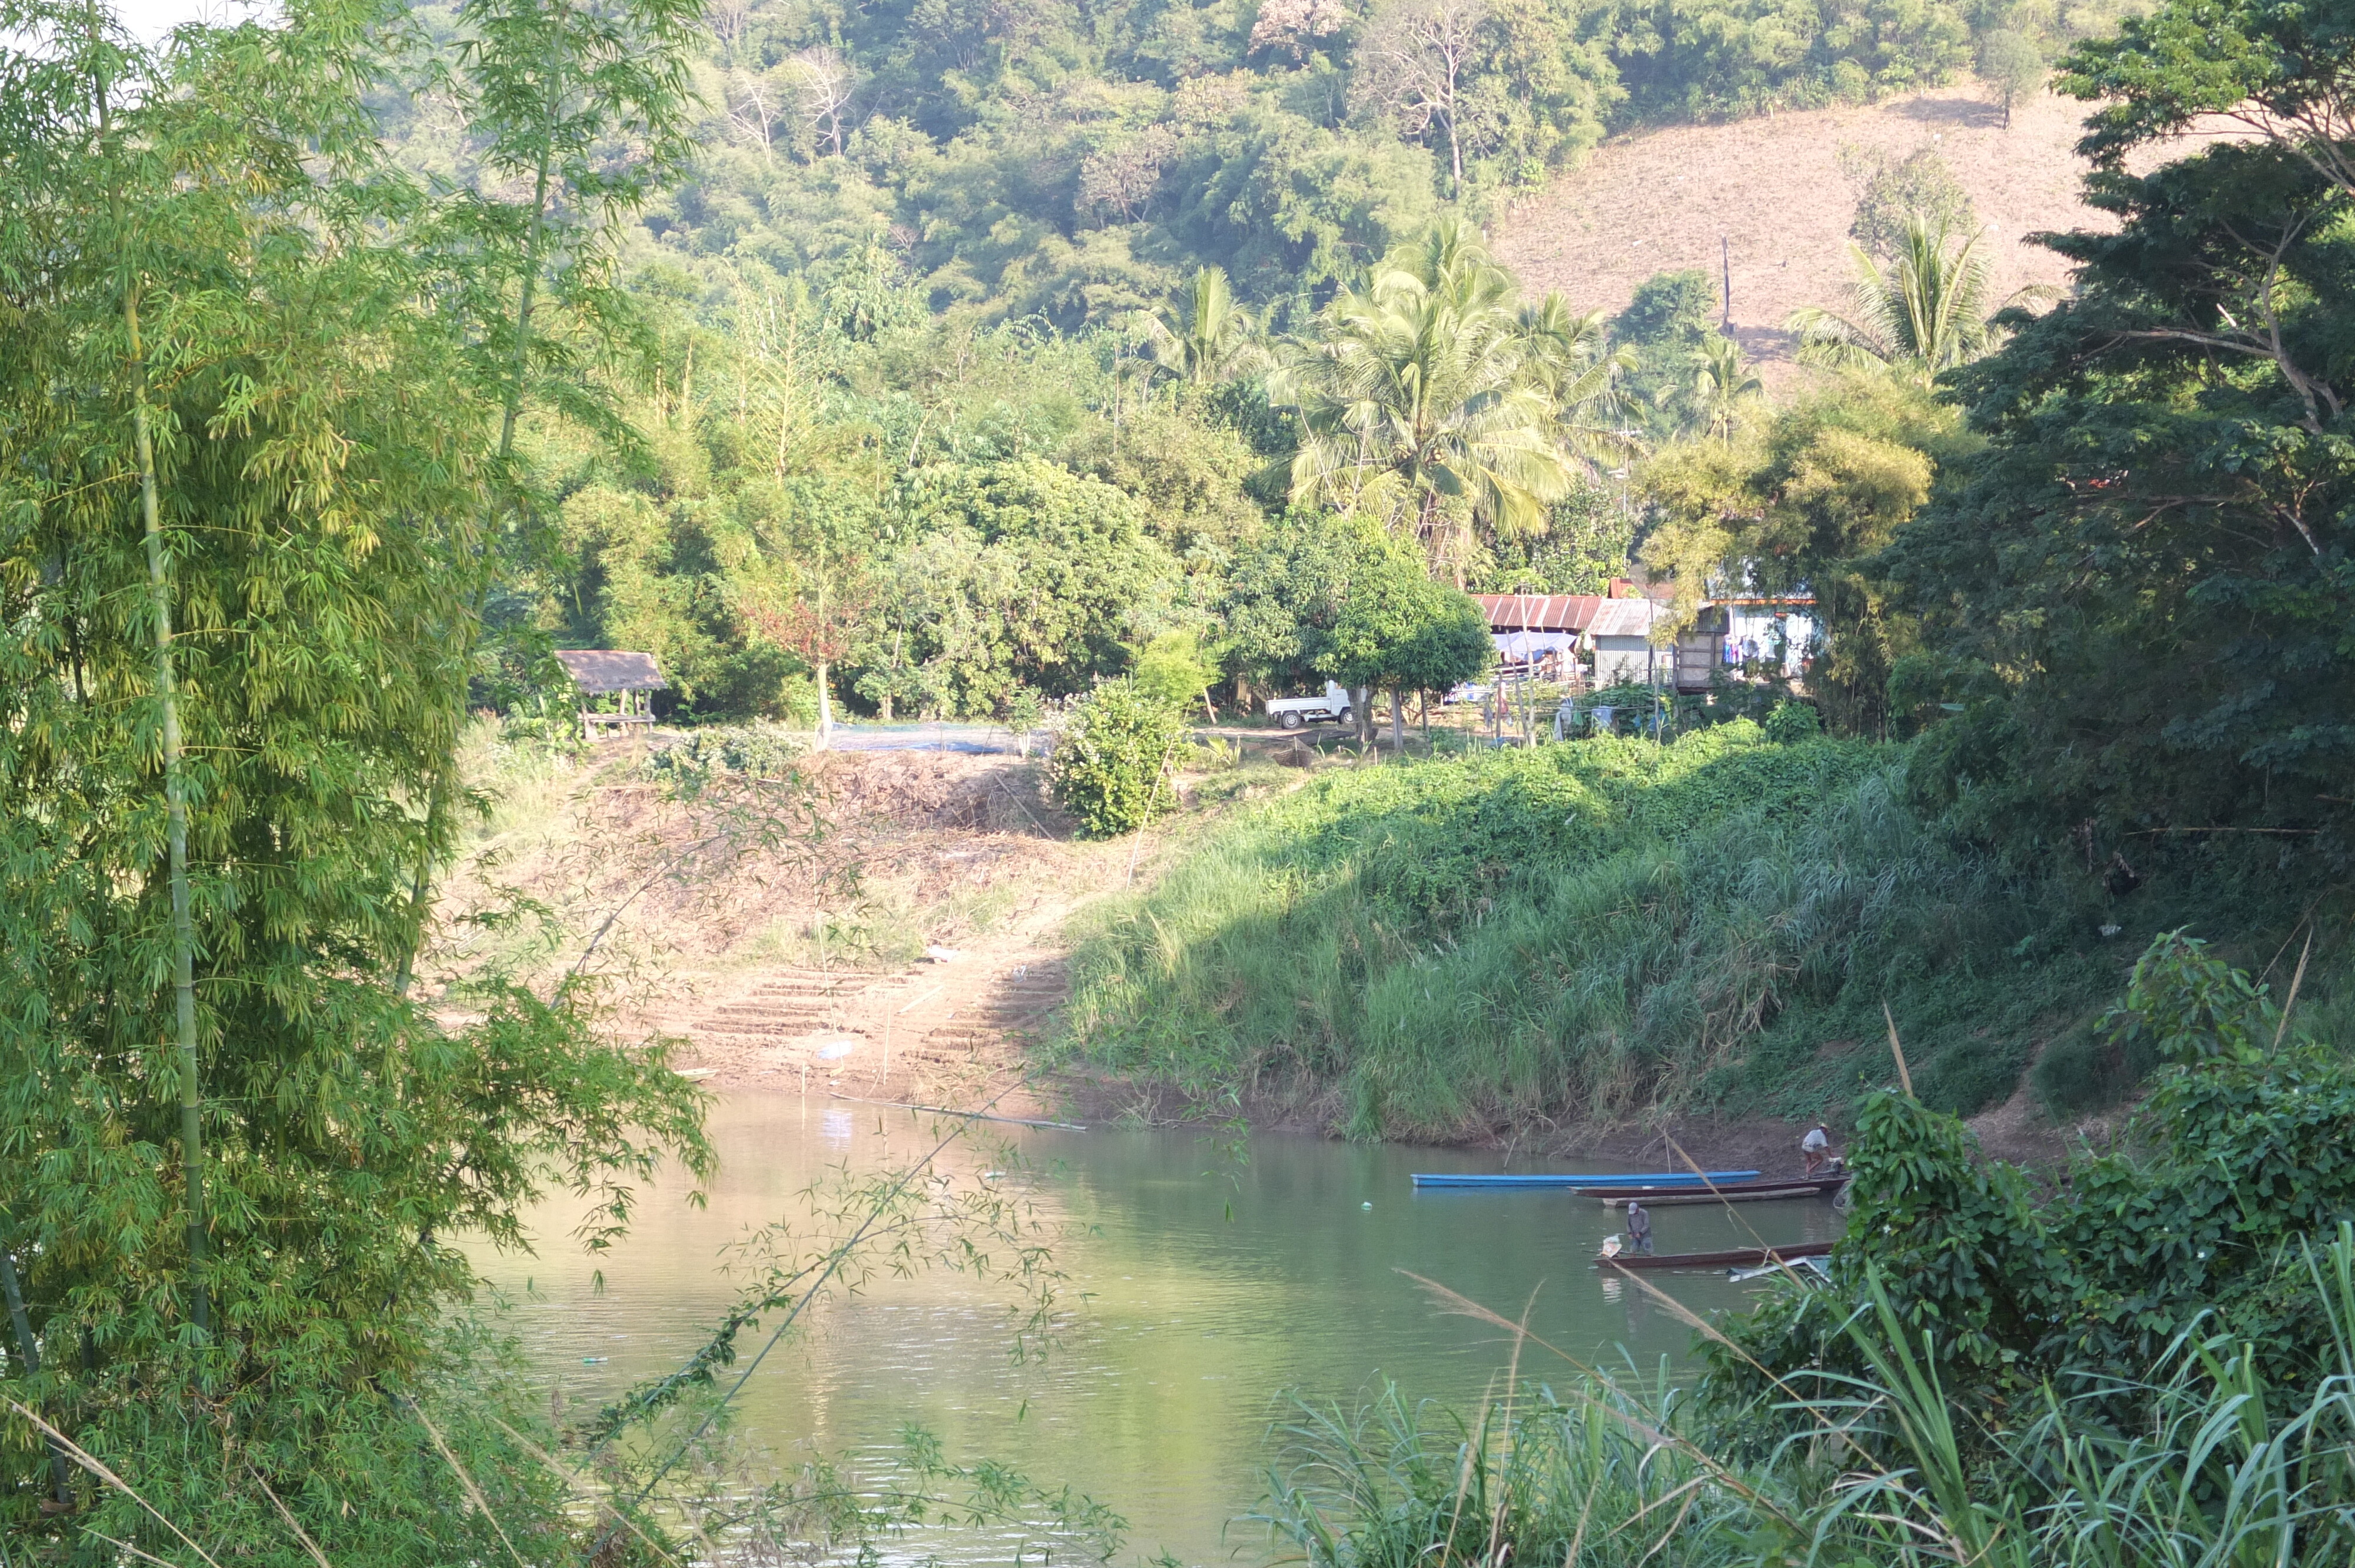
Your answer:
[1411,1170,1760,1190]
[1596,1242,1833,1271]
[1592,1177,1849,1207]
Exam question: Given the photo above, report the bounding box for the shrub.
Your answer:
[1046,680,1183,837]
[643,722,809,783]
[1763,700,1822,742]
[1713,931,2355,1439]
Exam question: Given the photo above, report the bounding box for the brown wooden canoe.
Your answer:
[1594,1242,1833,1271]
[1593,1177,1849,1207]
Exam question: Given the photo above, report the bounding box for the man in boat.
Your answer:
[1624,1199,1653,1255]
[1801,1122,1832,1177]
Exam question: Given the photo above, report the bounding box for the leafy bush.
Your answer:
[1714,930,2355,1436]
[1046,680,1184,837]
[1763,700,1822,742]
[496,710,589,759]
[644,723,810,783]
[1129,630,1220,715]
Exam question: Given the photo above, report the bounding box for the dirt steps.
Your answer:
[665,957,1070,1088]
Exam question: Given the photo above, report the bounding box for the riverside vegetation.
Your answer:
[1261,934,2355,1565]
[5,0,2355,1550]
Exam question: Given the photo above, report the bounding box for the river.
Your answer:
[473,1092,1841,1564]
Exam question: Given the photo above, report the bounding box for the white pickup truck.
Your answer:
[1265,681,1353,730]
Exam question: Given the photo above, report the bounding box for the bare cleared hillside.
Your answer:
[1495,83,2207,384]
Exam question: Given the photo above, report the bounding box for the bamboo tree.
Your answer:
[392,0,704,996]
[66,0,214,1328]
[0,4,721,1544]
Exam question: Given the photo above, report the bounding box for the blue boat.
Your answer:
[1410,1170,1760,1190]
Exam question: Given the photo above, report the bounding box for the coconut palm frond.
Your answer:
[1786,217,2001,381]
[1270,224,1661,572]
[1136,265,1265,386]
[1685,333,1764,441]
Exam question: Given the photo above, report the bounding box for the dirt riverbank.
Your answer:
[423,727,2087,1169]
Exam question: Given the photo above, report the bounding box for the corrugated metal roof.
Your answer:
[1474,593,1601,632]
[1588,599,1661,639]
[553,650,668,692]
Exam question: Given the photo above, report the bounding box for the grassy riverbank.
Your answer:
[1056,722,2340,1141]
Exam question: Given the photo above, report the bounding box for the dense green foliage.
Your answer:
[1060,725,2101,1134]
[1046,679,1188,834]
[1715,935,2355,1442]
[513,223,1625,726]
[514,280,1236,722]
[1880,0,2355,862]
[368,0,2088,338]
[1642,373,1970,736]
[14,0,2355,1542]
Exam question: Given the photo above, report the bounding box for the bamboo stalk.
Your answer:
[127,287,209,1336]
[0,1240,73,1506]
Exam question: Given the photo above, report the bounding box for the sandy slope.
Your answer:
[1494,82,2208,386]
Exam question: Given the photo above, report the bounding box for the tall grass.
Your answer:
[1256,1232,2355,1567]
[1062,726,2095,1136]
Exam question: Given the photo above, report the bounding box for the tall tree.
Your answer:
[1977,31,2043,127]
[453,0,704,462]
[1888,127,2355,848]
[389,0,705,993]
[0,0,711,1550]
[1270,220,1590,579]
[1351,0,1490,195]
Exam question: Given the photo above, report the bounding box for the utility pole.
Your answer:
[1721,235,1732,331]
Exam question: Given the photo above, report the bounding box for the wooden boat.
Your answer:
[1409,1170,1760,1190]
[1595,1241,1833,1271]
[1591,1176,1849,1207]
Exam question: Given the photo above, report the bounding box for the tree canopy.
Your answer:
[1885,45,2355,853]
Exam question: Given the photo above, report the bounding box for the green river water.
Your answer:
[475,1092,1842,1564]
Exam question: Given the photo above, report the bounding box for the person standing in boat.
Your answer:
[1624,1199,1653,1255]
[1802,1122,1832,1177]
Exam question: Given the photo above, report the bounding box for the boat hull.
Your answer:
[1595,1243,1833,1271]
[1592,1178,1848,1206]
[1410,1170,1760,1190]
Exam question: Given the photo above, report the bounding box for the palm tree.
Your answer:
[1137,267,1265,386]
[1681,332,1764,440]
[1268,219,1613,575]
[1787,217,1996,380]
[1513,293,1635,456]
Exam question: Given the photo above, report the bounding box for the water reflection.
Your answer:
[473,1094,1839,1564]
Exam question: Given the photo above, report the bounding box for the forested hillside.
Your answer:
[375,0,2132,328]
